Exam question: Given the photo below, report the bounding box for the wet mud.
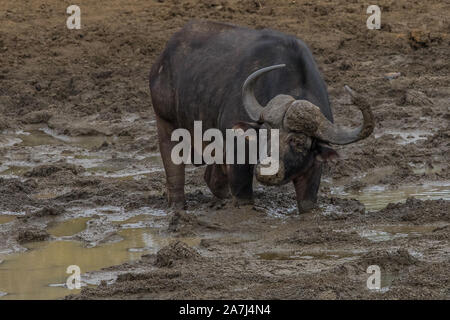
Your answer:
[0,0,449,299]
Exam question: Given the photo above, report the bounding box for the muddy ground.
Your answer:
[0,0,449,299]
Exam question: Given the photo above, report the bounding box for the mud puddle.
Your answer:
[0,230,146,300]
[48,218,91,237]
[337,182,450,211]
[0,126,162,179]
[0,213,201,300]
[0,216,16,225]
[1,127,116,149]
[359,224,444,242]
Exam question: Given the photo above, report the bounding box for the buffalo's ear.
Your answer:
[231,122,261,132]
[315,143,339,162]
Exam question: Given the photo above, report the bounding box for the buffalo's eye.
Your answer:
[289,135,311,152]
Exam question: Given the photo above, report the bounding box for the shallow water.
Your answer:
[0,126,162,179]
[0,220,200,300]
[340,182,450,211]
[0,229,146,299]
[359,224,441,242]
[0,216,15,225]
[48,218,91,237]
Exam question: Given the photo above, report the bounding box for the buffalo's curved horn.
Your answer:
[317,85,374,145]
[242,64,286,122]
[284,86,375,145]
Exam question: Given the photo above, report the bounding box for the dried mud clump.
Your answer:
[408,30,442,49]
[0,116,9,131]
[426,129,450,148]
[426,225,450,241]
[384,261,450,299]
[360,249,418,269]
[16,228,50,244]
[320,197,366,218]
[34,206,65,217]
[404,90,433,106]
[279,227,362,245]
[154,241,201,268]
[336,249,418,275]
[24,163,84,177]
[0,178,36,211]
[376,197,449,223]
[21,110,52,124]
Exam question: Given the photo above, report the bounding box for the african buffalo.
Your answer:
[149,20,374,213]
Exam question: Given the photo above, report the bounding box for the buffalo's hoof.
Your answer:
[233,197,254,208]
[297,200,317,214]
[167,210,187,232]
[210,187,231,200]
[168,200,186,210]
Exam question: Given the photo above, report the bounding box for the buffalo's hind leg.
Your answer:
[204,164,230,199]
[156,115,186,209]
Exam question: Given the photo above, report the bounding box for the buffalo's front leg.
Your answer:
[156,115,186,209]
[227,163,254,206]
[293,161,323,213]
[204,164,230,199]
